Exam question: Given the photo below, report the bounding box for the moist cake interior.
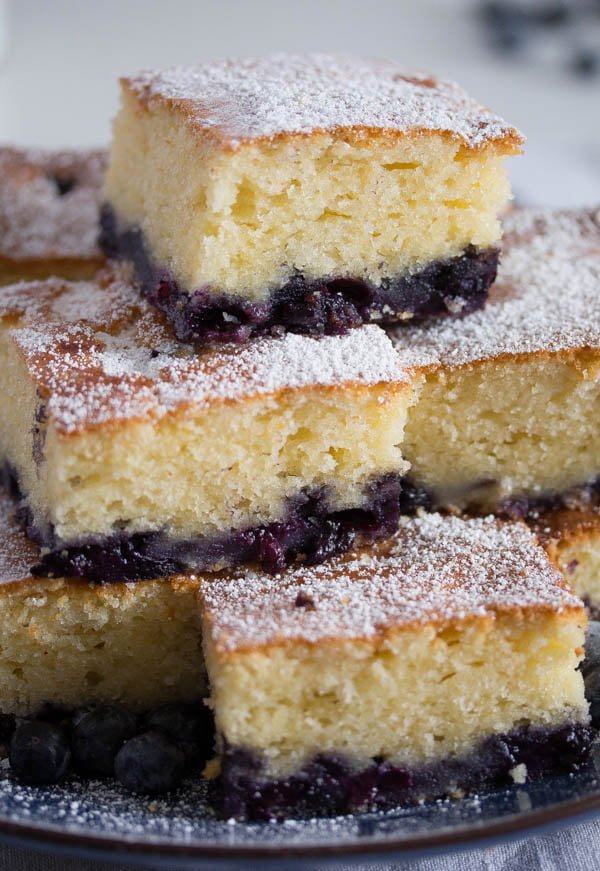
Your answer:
[0,271,412,581]
[0,487,204,717]
[201,515,590,819]
[102,54,521,340]
[101,205,499,343]
[392,207,600,514]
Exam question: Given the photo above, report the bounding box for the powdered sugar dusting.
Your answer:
[0,272,407,434]
[0,147,106,262]
[390,207,600,369]
[201,514,579,653]
[128,54,521,149]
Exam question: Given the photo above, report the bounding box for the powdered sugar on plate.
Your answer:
[201,513,578,654]
[390,207,600,369]
[127,54,521,149]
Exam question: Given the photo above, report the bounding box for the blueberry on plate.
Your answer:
[571,50,599,79]
[531,3,570,27]
[479,1,531,53]
[9,722,70,785]
[145,703,214,765]
[115,731,185,795]
[71,705,138,776]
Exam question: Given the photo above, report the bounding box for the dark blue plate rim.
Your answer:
[0,787,599,867]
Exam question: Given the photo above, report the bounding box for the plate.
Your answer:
[0,744,599,868]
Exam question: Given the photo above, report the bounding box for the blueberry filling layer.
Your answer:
[398,476,600,520]
[99,205,500,344]
[215,723,595,821]
[2,465,402,583]
[2,651,598,803]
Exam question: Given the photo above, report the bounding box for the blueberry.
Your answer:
[571,51,599,79]
[115,732,185,795]
[34,703,71,727]
[71,705,138,776]
[257,528,288,574]
[581,621,600,678]
[531,3,570,27]
[145,703,214,765]
[9,722,70,785]
[480,2,531,53]
[398,480,433,515]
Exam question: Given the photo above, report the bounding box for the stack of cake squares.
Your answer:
[0,55,598,819]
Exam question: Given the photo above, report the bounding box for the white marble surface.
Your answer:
[0,0,598,206]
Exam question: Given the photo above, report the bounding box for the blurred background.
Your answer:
[0,0,598,206]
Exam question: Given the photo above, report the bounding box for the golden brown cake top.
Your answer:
[0,147,107,262]
[534,507,600,547]
[0,489,36,585]
[201,513,581,654]
[125,54,522,151]
[0,269,408,435]
[390,206,600,369]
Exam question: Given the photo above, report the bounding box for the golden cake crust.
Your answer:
[200,514,583,657]
[535,507,600,550]
[0,490,205,716]
[0,267,410,437]
[0,147,106,274]
[123,54,522,153]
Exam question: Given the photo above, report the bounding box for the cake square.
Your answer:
[101,54,522,344]
[0,268,412,582]
[535,508,600,618]
[200,514,591,820]
[0,147,106,284]
[391,206,600,517]
[0,487,203,717]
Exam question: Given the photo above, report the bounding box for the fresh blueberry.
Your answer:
[114,732,185,795]
[34,703,71,727]
[71,705,138,776]
[571,50,599,79]
[9,721,70,785]
[531,3,570,27]
[480,2,531,53]
[398,480,433,515]
[145,703,214,765]
[581,621,600,678]
[584,666,600,727]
